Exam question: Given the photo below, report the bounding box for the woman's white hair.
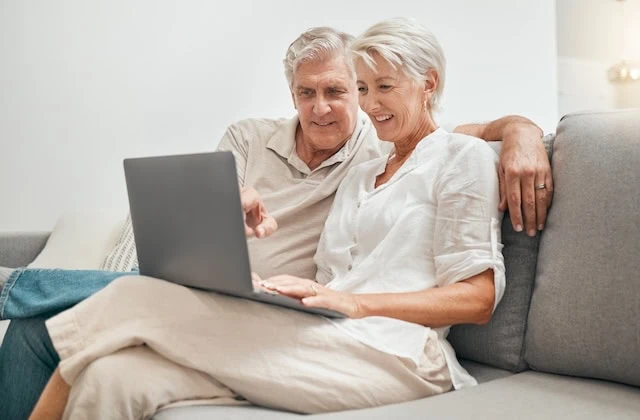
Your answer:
[284,27,355,90]
[351,17,446,111]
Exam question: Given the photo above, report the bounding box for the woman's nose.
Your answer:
[359,92,378,113]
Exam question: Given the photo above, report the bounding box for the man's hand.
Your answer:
[241,187,277,238]
[257,274,362,318]
[454,116,553,236]
[499,124,553,236]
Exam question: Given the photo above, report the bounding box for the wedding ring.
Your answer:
[534,183,546,190]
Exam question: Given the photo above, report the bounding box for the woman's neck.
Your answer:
[392,113,438,162]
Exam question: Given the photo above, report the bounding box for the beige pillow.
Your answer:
[28,211,126,269]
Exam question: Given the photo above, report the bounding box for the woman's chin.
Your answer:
[374,131,397,143]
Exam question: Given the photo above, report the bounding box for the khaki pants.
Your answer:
[47,276,452,419]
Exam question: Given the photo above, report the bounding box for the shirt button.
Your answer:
[357,202,361,209]
[348,264,353,271]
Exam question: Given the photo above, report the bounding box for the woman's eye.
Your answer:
[380,85,392,90]
[358,86,367,93]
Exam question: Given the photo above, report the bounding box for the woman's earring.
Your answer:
[423,97,428,113]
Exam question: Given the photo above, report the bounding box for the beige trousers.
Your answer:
[46,276,452,419]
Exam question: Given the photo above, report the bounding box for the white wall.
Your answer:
[557,57,615,118]
[0,0,558,231]
[557,0,640,61]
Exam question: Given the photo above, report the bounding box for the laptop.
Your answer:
[123,151,345,318]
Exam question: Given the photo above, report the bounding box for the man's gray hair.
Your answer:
[351,17,446,111]
[284,27,356,90]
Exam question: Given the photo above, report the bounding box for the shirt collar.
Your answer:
[265,112,370,173]
[372,126,449,183]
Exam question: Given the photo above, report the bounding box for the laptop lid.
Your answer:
[123,151,253,295]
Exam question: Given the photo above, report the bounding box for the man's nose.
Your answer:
[313,97,331,117]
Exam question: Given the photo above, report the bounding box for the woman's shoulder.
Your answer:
[440,131,499,165]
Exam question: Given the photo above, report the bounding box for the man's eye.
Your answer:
[329,88,345,95]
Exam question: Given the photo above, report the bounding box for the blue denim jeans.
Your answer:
[0,268,134,417]
[0,268,135,320]
[0,313,60,419]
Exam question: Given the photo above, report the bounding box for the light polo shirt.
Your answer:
[314,128,506,389]
[216,112,385,280]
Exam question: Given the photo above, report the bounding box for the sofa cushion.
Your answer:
[154,371,640,420]
[447,135,553,372]
[525,109,640,387]
[0,232,49,268]
[312,371,640,420]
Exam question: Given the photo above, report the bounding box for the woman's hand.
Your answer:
[241,187,277,238]
[258,274,363,318]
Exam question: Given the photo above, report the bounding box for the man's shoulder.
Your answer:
[226,117,291,142]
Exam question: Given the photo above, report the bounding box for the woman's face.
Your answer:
[356,53,431,143]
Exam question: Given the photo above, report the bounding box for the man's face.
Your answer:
[291,55,359,152]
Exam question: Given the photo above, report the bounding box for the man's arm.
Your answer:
[217,122,277,239]
[453,116,553,237]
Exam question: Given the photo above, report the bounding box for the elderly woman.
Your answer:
[30,18,504,419]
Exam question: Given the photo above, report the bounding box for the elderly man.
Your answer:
[0,26,551,418]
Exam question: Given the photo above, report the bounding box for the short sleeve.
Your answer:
[433,140,506,310]
[216,124,249,186]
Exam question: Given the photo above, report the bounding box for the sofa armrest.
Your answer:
[0,232,50,268]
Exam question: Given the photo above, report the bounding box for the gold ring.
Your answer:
[535,183,546,190]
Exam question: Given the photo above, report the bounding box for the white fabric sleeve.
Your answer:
[216,123,249,186]
[433,140,506,310]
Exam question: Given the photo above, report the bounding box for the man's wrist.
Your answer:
[502,121,543,143]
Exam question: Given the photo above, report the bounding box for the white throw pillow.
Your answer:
[101,214,138,272]
[28,211,126,269]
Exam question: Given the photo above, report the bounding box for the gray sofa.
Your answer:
[1,109,639,419]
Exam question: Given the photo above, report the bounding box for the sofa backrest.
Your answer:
[525,109,640,387]
[448,135,554,372]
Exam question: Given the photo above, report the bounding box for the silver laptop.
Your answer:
[123,151,345,318]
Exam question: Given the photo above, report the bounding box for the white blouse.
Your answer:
[314,128,506,389]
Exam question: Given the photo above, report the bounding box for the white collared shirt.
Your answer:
[314,128,506,389]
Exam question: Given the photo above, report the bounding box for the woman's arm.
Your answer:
[353,269,495,327]
[259,269,495,328]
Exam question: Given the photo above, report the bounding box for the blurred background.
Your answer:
[0,0,638,231]
[557,0,640,115]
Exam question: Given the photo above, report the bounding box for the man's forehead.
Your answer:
[293,56,354,87]
[294,74,351,89]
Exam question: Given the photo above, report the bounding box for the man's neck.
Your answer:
[295,125,354,171]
